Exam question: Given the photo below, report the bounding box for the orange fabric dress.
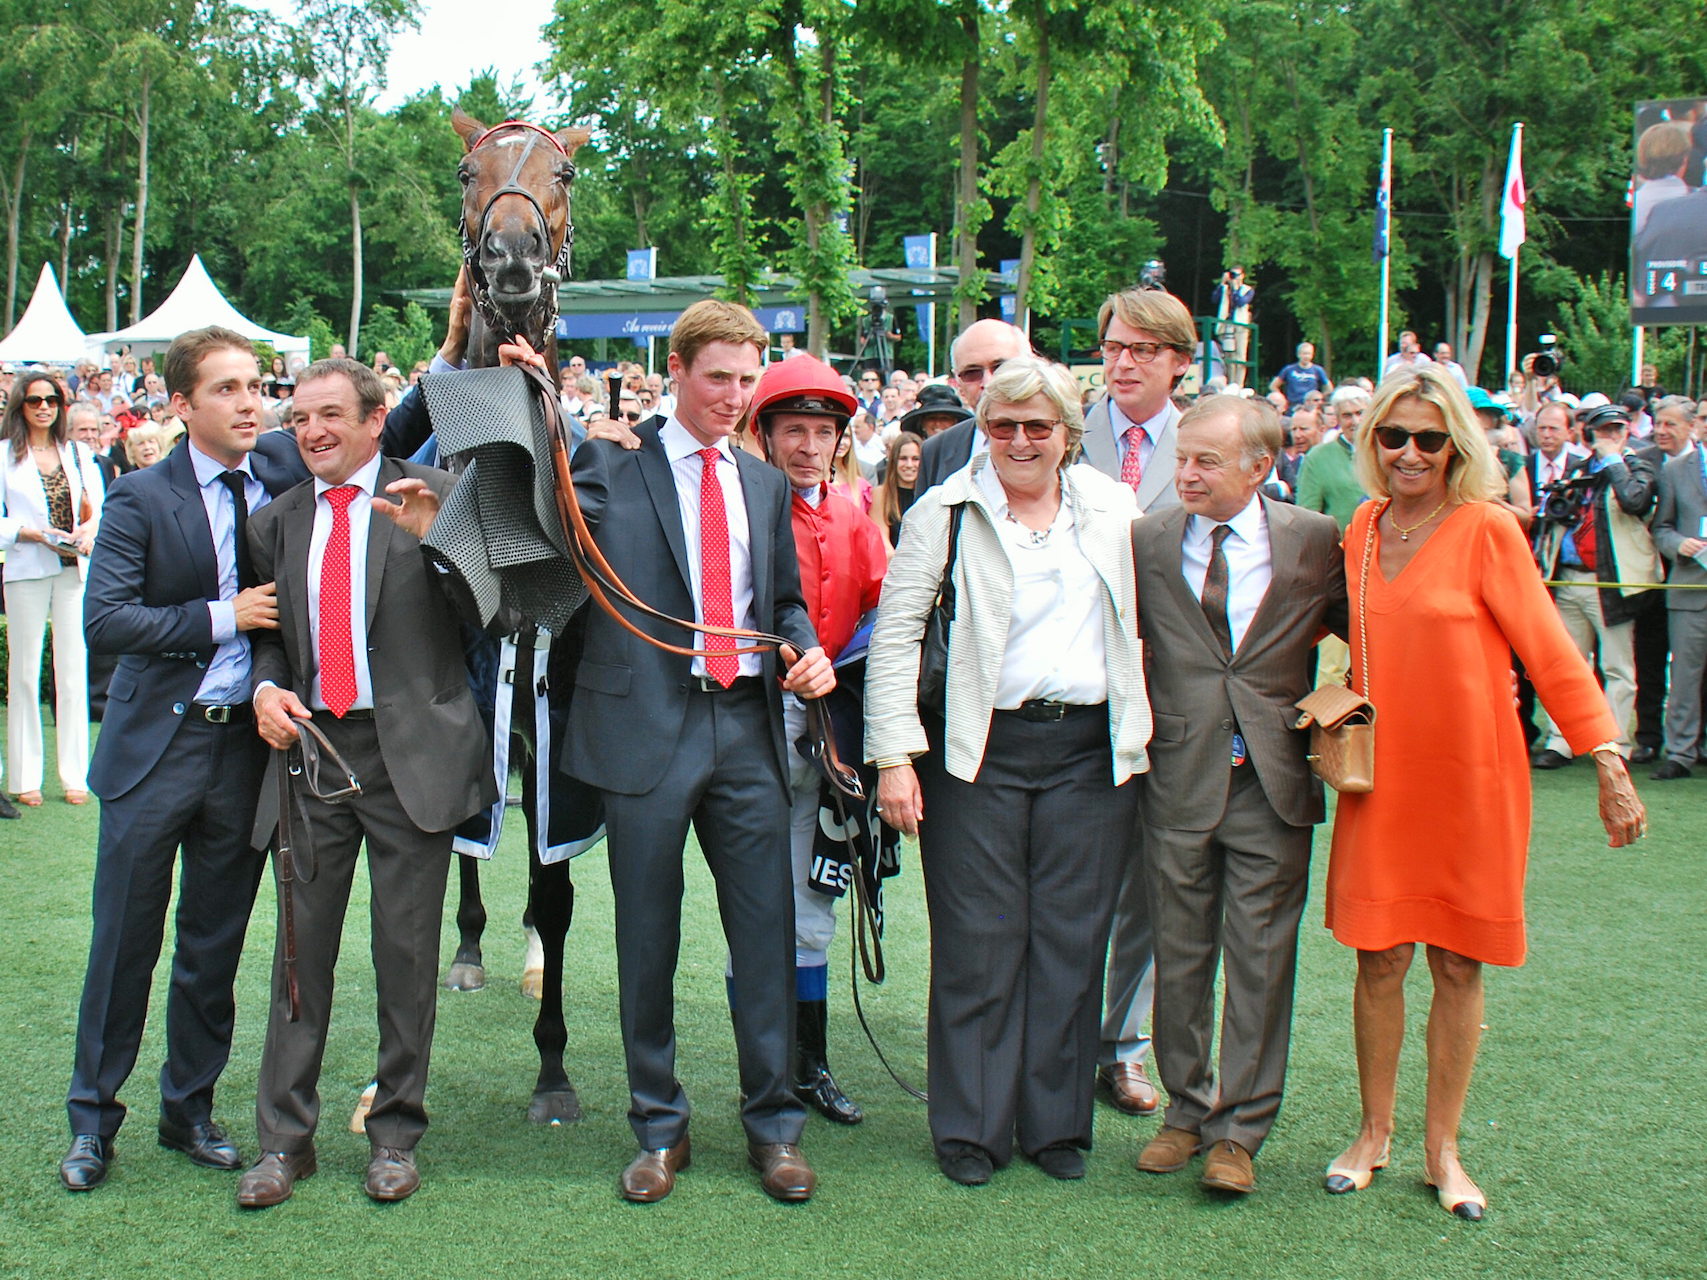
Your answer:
[1325,501,1618,966]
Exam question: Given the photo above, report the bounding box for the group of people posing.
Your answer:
[37,285,1646,1224]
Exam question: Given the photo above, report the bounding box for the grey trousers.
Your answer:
[1145,765,1312,1154]
[254,718,453,1155]
[917,706,1136,1165]
[600,683,803,1150]
[1663,607,1707,763]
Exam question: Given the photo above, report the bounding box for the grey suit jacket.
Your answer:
[1135,497,1348,831]
[247,456,495,834]
[1080,397,1181,515]
[1652,446,1707,612]
[915,419,976,495]
[562,424,818,796]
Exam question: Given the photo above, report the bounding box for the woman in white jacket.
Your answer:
[1,370,104,805]
[865,357,1150,1186]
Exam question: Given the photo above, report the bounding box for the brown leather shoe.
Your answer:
[748,1142,816,1202]
[619,1136,691,1203]
[236,1150,317,1208]
[364,1146,420,1202]
[1097,1062,1159,1115]
[1136,1126,1201,1174]
[1200,1139,1255,1194]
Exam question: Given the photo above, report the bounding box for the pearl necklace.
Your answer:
[1387,496,1450,541]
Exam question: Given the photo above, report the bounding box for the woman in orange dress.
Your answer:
[1322,366,1646,1221]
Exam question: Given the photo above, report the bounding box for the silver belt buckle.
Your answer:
[202,704,232,724]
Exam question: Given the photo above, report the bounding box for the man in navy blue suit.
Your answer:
[61,326,296,1191]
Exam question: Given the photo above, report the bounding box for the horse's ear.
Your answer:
[452,107,487,152]
[556,126,592,159]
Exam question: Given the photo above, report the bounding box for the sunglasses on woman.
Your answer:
[985,418,1062,441]
[22,393,63,408]
[1373,425,1450,453]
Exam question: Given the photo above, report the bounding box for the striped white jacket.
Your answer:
[864,454,1151,784]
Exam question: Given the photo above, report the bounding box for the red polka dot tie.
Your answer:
[1121,424,1145,494]
[698,448,739,688]
[319,485,360,717]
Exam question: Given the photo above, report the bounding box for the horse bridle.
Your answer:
[460,121,575,345]
[509,362,865,805]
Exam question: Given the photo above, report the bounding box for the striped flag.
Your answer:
[1372,137,1392,263]
[1499,124,1526,261]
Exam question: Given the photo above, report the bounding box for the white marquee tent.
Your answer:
[89,254,310,360]
[0,263,92,366]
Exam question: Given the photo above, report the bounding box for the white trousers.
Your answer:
[1543,572,1634,756]
[6,566,89,794]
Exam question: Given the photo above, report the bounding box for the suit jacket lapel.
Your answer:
[1157,507,1228,658]
[737,452,770,626]
[365,457,400,629]
[1241,496,1295,650]
[1134,403,1179,512]
[1081,400,1119,478]
[277,483,317,683]
[636,427,694,595]
[165,446,221,603]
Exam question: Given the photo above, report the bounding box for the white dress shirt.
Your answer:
[1181,494,1272,653]
[660,417,760,678]
[1533,447,1571,490]
[306,451,382,711]
[1107,398,1168,475]
[976,463,1108,708]
[188,443,269,703]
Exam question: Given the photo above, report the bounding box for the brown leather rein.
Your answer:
[518,362,865,804]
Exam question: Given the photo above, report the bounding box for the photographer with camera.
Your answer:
[1517,336,1567,419]
[1530,404,1663,768]
[1211,267,1255,387]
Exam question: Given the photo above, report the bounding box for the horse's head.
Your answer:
[452,108,591,327]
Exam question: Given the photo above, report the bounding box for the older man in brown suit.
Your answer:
[1130,395,1347,1195]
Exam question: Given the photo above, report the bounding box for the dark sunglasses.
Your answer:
[1374,425,1450,453]
[621,410,642,423]
[22,393,62,408]
[985,418,1062,441]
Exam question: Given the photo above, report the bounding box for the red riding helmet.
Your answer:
[749,353,857,429]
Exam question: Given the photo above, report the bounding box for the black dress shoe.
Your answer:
[1650,759,1692,780]
[159,1119,242,1170]
[1529,749,1571,770]
[1032,1144,1086,1180]
[0,793,19,819]
[61,1134,113,1191]
[938,1144,994,1186]
[1630,745,1658,763]
[794,1065,864,1125]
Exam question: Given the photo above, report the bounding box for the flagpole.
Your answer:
[1503,123,1524,386]
[1377,128,1392,383]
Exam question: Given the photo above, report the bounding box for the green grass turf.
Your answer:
[0,720,1703,1279]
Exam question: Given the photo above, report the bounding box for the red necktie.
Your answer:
[1121,424,1145,493]
[319,485,360,717]
[698,448,739,688]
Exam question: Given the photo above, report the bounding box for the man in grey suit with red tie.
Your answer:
[236,358,493,1207]
[564,300,835,1203]
[1131,394,1347,1195]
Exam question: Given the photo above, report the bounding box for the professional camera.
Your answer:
[1537,471,1595,525]
[1528,333,1565,379]
[1139,259,1167,291]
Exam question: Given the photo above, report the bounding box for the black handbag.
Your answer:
[917,503,965,716]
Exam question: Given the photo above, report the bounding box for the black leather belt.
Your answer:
[192,702,252,724]
[999,699,1099,723]
[313,707,376,720]
[692,674,762,694]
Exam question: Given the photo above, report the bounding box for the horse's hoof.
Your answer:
[442,962,486,991]
[527,1088,583,1126]
[349,1081,378,1133]
[520,968,544,1000]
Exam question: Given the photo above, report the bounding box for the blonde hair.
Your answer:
[1355,365,1506,504]
[976,356,1087,466]
[124,422,169,467]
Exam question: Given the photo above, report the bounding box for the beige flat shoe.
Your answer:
[1324,1138,1391,1194]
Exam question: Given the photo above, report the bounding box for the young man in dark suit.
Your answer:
[236,358,494,1207]
[565,301,834,1203]
[63,327,291,1191]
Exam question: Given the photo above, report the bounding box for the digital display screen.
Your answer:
[1630,98,1707,325]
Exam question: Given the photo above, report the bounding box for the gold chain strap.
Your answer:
[1354,502,1380,698]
